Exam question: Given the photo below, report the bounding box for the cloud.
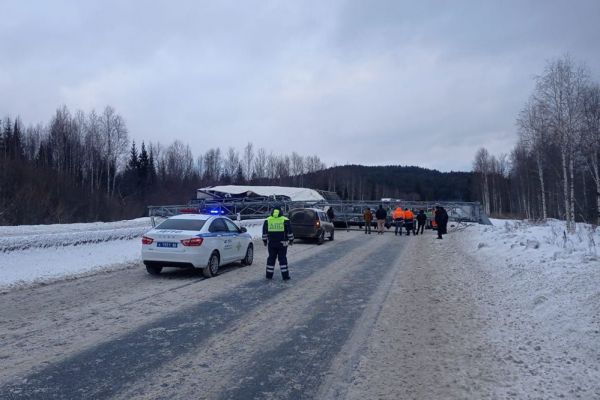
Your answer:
[1,0,599,171]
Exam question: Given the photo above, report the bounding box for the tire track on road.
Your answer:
[1,234,365,400]
[217,236,405,400]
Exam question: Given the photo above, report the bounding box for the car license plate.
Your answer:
[157,242,178,248]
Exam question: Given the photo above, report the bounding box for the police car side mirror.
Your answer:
[240,227,247,233]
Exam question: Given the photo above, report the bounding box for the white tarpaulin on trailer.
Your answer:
[197,185,325,202]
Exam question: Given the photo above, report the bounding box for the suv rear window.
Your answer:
[290,210,316,223]
[156,219,206,231]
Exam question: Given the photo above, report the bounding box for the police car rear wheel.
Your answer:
[241,244,254,266]
[145,265,162,275]
[202,252,220,278]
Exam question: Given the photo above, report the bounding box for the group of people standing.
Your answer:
[261,203,451,281]
[363,205,449,239]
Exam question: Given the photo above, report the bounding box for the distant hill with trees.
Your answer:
[294,165,474,202]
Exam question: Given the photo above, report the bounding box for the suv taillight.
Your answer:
[142,236,154,245]
[181,237,204,246]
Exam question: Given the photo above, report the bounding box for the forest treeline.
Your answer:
[473,56,600,230]
[0,104,475,226]
[0,106,327,225]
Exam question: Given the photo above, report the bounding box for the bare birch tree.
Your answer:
[473,147,491,215]
[517,98,550,219]
[100,106,129,198]
[253,147,267,179]
[582,83,600,224]
[242,142,254,181]
[534,56,589,232]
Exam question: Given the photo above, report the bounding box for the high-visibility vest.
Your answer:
[393,208,404,220]
[267,215,287,232]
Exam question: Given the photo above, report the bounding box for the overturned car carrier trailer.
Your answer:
[148,198,490,228]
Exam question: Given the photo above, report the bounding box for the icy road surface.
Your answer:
[0,230,599,399]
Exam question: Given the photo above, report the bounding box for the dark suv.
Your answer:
[288,208,335,245]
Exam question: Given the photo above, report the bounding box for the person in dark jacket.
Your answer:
[416,210,427,235]
[434,206,449,239]
[375,205,387,235]
[262,206,294,280]
[326,206,335,222]
[403,208,415,235]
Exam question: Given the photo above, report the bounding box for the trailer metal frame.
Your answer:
[148,199,487,228]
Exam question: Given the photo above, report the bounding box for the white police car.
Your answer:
[141,214,253,277]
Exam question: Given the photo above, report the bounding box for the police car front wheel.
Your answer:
[202,252,220,278]
[241,244,254,266]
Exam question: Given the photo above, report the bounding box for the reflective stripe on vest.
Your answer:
[267,216,287,232]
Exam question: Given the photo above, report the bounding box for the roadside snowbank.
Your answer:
[237,218,264,240]
[460,218,600,397]
[0,225,150,252]
[0,217,151,238]
[0,239,143,290]
[477,218,598,265]
[0,219,152,290]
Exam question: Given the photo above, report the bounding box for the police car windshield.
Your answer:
[156,219,206,231]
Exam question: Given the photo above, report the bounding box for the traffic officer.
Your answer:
[262,205,294,280]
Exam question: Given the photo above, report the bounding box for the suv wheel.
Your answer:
[317,230,325,245]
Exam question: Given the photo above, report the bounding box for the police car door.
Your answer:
[208,218,231,262]
[224,219,243,259]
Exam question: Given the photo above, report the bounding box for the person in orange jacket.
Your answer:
[392,206,405,236]
[403,208,415,235]
[431,208,438,230]
[363,207,373,234]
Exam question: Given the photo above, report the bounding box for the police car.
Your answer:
[141,214,253,278]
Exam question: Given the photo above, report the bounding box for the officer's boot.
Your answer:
[280,265,290,280]
[266,265,274,279]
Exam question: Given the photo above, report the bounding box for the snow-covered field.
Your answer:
[0,218,265,290]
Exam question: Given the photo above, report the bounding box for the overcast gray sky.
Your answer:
[1,0,599,171]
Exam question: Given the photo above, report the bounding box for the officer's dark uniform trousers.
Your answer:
[266,241,289,279]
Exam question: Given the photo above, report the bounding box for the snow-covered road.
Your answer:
[0,224,599,399]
